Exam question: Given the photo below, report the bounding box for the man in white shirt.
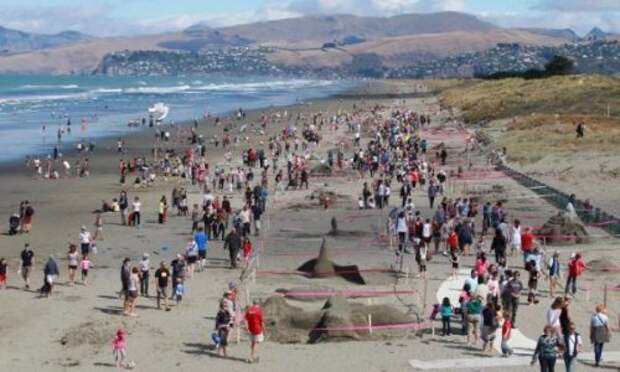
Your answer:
[79,226,92,255]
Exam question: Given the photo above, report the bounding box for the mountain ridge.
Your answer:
[0,26,92,55]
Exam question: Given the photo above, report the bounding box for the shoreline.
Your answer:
[0,82,359,175]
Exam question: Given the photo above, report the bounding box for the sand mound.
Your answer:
[297,238,366,285]
[536,212,590,244]
[263,296,419,344]
[60,320,118,348]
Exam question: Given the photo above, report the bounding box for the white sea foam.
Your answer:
[19,84,80,90]
[124,85,192,94]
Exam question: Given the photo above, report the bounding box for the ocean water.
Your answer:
[0,74,353,163]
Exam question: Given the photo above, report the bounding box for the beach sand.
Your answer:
[0,81,618,372]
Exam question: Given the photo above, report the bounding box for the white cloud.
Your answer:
[1,0,617,38]
[286,0,466,17]
[481,11,620,35]
[532,0,620,12]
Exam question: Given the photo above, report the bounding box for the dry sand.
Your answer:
[0,81,618,372]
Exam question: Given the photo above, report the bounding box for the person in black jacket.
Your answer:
[42,256,59,296]
[491,228,507,263]
[223,227,242,268]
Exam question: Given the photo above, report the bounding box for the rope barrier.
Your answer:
[256,267,398,276]
[278,289,417,298]
[311,320,432,332]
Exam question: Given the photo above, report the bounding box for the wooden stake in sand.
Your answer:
[368,314,373,335]
[604,284,608,307]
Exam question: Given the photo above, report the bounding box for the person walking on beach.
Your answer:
[590,304,611,367]
[185,238,198,277]
[42,255,59,297]
[79,226,92,256]
[21,201,34,233]
[67,243,79,286]
[215,299,232,357]
[112,328,128,369]
[119,191,128,226]
[80,255,93,285]
[155,261,171,311]
[503,271,523,327]
[120,257,131,299]
[531,325,564,372]
[223,227,242,269]
[563,322,582,372]
[501,310,513,357]
[194,226,209,272]
[20,243,34,289]
[245,299,265,364]
[131,197,141,227]
[548,251,561,298]
[139,253,150,297]
[125,267,140,316]
[93,212,104,240]
[565,253,585,296]
[170,255,185,300]
[440,297,453,336]
[158,196,167,224]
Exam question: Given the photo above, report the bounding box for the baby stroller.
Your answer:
[8,214,20,235]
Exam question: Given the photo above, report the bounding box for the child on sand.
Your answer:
[440,297,453,336]
[112,328,127,368]
[501,310,513,357]
[175,278,185,305]
[80,255,93,285]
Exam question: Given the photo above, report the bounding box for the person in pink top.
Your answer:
[112,328,127,368]
[80,255,93,285]
[475,252,490,278]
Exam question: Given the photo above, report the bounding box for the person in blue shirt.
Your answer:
[194,226,209,272]
[440,297,453,336]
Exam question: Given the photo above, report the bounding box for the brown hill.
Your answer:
[216,12,497,43]
[267,30,566,68]
[0,12,564,74]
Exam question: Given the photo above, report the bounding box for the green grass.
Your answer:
[429,75,620,163]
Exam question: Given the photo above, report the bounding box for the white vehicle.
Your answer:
[148,103,170,124]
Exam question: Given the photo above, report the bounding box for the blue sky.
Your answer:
[1,0,618,36]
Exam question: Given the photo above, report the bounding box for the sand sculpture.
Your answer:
[262,295,419,344]
[297,237,366,285]
[536,212,590,244]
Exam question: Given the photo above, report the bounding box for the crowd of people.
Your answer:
[2,94,616,371]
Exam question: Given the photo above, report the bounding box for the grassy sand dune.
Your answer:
[432,75,620,162]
